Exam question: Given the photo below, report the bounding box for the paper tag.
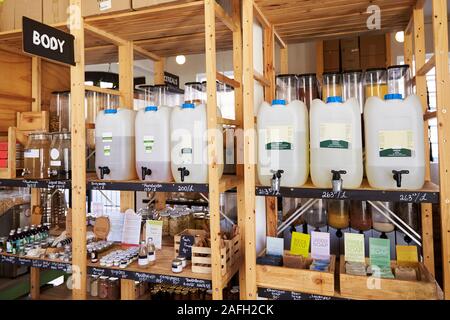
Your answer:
[180,134,193,164]
[369,238,391,267]
[121,210,142,246]
[319,123,352,149]
[290,232,310,257]
[311,231,330,260]
[266,237,284,256]
[98,0,112,11]
[344,233,365,263]
[379,130,413,157]
[103,145,111,156]
[50,161,61,166]
[143,135,155,154]
[265,125,294,150]
[146,220,163,250]
[24,149,39,158]
[396,245,419,265]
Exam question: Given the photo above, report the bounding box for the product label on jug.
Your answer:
[143,135,155,154]
[180,134,193,164]
[50,148,60,160]
[379,130,413,157]
[264,126,293,150]
[102,132,113,143]
[24,149,40,158]
[103,145,111,156]
[319,123,351,149]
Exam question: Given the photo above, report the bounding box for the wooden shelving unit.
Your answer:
[242,0,450,300]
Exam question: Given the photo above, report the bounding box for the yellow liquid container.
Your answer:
[364,68,388,101]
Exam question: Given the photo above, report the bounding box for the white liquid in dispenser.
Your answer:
[364,65,425,190]
[310,97,363,188]
[135,106,172,182]
[95,108,136,180]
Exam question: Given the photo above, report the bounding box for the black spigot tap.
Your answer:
[270,170,284,193]
[392,170,410,188]
[178,167,190,182]
[98,166,111,179]
[141,167,152,180]
[331,170,347,192]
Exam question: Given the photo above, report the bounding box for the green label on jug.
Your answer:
[143,135,154,154]
[266,142,292,150]
[320,140,349,149]
[379,148,412,157]
[104,145,111,156]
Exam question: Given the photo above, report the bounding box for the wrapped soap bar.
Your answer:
[283,253,308,269]
[395,266,418,281]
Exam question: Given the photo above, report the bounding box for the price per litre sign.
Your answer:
[22,17,75,66]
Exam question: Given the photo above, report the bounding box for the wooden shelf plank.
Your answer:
[417,54,436,76]
[216,72,240,88]
[85,85,121,96]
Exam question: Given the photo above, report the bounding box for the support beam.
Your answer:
[84,23,127,46]
[242,0,257,300]
[385,34,392,67]
[154,59,165,85]
[417,54,436,76]
[253,71,271,87]
[316,41,324,81]
[253,2,270,29]
[263,26,275,101]
[413,4,434,275]
[432,0,450,300]
[120,279,136,300]
[403,28,413,67]
[31,57,41,111]
[205,0,222,300]
[274,30,287,49]
[232,0,246,299]
[215,1,237,32]
[134,45,161,62]
[216,72,240,88]
[280,47,288,74]
[70,0,87,300]
[30,267,40,300]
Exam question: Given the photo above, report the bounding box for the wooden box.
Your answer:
[191,233,240,276]
[256,253,336,296]
[173,229,207,257]
[339,256,442,300]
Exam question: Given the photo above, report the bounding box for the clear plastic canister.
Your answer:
[49,91,71,132]
[322,72,342,102]
[276,74,299,103]
[23,132,52,179]
[350,200,372,231]
[298,73,319,110]
[49,132,71,180]
[216,82,235,119]
[364,68,387,101]
[327,200,350,231]
[396,202,420,243]
[152,85,169,106]
[343,70,364,113]
[369,201,395,234]
[303,199,328,230]
[184,82,205,105]
[387,65,411,99]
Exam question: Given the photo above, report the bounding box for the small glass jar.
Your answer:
[193,212,205,230]
[177,255,187,268]
[303,199,328,230]
[160,211,170,236]
[370,202,396,234]
[350,201,372,232]
[23,132,52,179]
[107,277,120,300]
[327,200,350,233]
[205,289,213,300]
[169,212,181,237]
[90,275,99,297]
[98,276,109,299]
[172,259,183,273]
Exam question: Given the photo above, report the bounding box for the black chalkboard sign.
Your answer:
[179,235,195,260]
[22,17,75,66]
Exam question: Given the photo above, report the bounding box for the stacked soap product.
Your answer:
[345,261,367,276]
[394,266,418,281]
[309,259,330,272]
[367,265,395,279]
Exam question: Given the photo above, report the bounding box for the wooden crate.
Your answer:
[339,256,442,300]
[256,254,336,296]
[173,229,208,257]
[191,233,240,276]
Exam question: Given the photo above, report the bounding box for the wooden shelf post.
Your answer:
[432,0,450,300]
[70,0,87,300]
[242,0,257,299]
[412,4,435,275]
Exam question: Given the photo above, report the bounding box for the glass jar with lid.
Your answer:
[49,132,71,180]
[107,277,120,300]
[160,210,171,236]
[169,212,182,237]
[193,212,205,230]
[350,200,372,232]
[98,276,109,299]
[327,200,350,236]
[23,132,52,179]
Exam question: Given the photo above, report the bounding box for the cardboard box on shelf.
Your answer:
[360,34,386,56]
[82,0,132,17]
[132,0,180,9]
[342,56,361,71]
[324,50,340,73]
[323,39,340,52]
[0,0,15,32]
[361,53,387,70]
[43,0,70,25]
[15,0,43,29]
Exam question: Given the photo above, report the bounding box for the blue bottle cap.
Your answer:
[104,109,117,114]
[182,103,195,109]
[145,106,158,112]
[271,99,286,106]
[326,96,343,103]
[384,93,403,100]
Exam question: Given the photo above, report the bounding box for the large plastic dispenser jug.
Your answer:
[170,82,224,184]
[343,70,364,113]
[135,85,172,182]
[257,74,309,188]
[310,72,363,189]
[95,107,136,180]
[364,65,425,189]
